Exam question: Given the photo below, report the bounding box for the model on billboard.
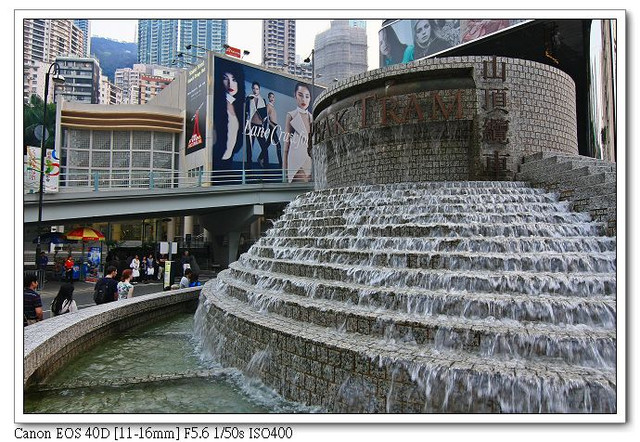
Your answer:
[245,82,271,168]
[267,92,283,167]
[379,25,412,66]
[461,19,511,43]
[283,83,312,182]
[214,67,245,166]
[408,19,450,60]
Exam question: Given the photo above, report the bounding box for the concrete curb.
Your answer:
[23,286,202,389]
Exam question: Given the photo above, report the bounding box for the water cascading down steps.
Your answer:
[195,181,616,413]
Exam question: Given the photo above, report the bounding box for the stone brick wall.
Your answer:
[23,288,201,389]
[313,56,578,189]
[197,291,500,413]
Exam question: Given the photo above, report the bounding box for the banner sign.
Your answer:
[24,146,60,193]
[224,46,242,58]
[185,60,208,154]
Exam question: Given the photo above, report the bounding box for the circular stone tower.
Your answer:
[312,56,578,189]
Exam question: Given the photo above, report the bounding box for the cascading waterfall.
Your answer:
[194,181,616,413]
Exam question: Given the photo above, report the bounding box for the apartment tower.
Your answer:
[313,20,367,85]
[262,19,296,75]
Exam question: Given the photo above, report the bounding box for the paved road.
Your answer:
[36,274,213,320]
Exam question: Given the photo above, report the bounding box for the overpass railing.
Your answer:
[56,168,312,192]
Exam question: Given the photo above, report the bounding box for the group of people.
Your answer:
[24,250,203,327]
[23,273,78,326]
[214,58,313,183]
[127,253,161,284]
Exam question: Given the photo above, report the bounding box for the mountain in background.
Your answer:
[90,37,137,81]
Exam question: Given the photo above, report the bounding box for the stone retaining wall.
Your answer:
[197,292,499,413]
[23,288,201,390]
[313,56,578,189]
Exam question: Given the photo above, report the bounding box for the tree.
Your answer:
[23,94,57,150]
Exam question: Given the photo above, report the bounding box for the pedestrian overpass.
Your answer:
[23,180,314,266]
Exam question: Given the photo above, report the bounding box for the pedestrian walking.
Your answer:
[24,273,43,326]
[50,283,78,316]
[130,255,141,284]
[117,269,134,300]
[94,266,118,304]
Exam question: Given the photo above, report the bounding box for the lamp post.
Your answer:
[35,62,65,265]
[303,50,315,158]
[303,49,315,91]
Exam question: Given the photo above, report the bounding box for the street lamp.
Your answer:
[303,49,315,91]
[303,50,315,155]
[35,62,65,265]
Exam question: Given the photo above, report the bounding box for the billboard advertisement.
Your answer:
[185,59,208,154]
[379,19,523,67]
[211,56,324,183]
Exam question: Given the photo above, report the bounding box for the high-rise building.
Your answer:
[114,67,142,104]
[54,56,102,104]
[23,19,86,102]
[99,74,123,105]
[137,19,179,66]
[179,19,228,64]
[73,19,91,56]
[115,63,181,104]
[262,19,296,76]
[313,20,367,85]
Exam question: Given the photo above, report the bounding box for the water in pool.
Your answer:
[24,313,318,414]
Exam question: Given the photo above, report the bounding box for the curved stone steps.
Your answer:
[276,211,592,228]
[283,202,582,219]
[261,235,618,254]
[273,221,606,239]
[225,262,616,327]
[216,271,616,369]
[236,255,616,297]
[291,193,562,212]
[202,289,616,413]
[248,245,616,273]
[302,181,546,198]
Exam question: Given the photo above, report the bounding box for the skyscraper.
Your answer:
[73,19,91,56]
[23,19,85,101]
[262,19,296,76]
[314,20,367,85]
[137,19,179,66]
[179,19,228,63]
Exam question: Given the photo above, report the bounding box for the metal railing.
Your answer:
[56,168,312,192]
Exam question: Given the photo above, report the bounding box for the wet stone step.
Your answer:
[273,221,607,239]
[310,180,536,196]
[248,245,616,273]
[205,290,616,413]
[276,212,592,228]
[290,193,560,210]
[216,273,616,368]
[282,202,576,219]
[260,235,618,254]
[236,255,617,297]
[224,264,617,327]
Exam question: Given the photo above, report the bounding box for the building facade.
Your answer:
[114,67,141,104]
[179,19,228,64]
[262,19,296,76]
[99,74,123,105]
[73,19,91,57]
[23,19,85,102]
[54,56,102,104]
[314,20,368,84]
[137,19,179,66]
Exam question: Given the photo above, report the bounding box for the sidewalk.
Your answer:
[37,269,217,297]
